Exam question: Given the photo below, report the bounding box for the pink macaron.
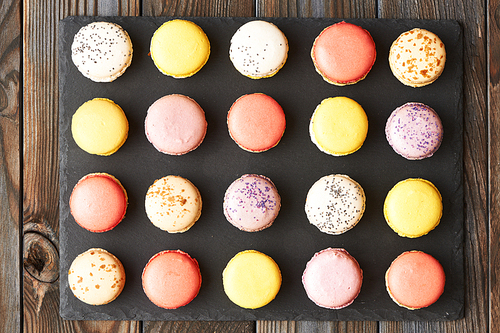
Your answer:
[142,250,202,309]
[385,102,443,160]
[302,248,363,309]
[227,93,286,152]
[223,174,281,232]
[145,94,207,155]
[69,173,128,232]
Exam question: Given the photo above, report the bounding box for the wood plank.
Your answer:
[378,0,488,332]
[0,0,20,332]
[23,0,140,332]
[255,1,377,332]
[140,1,256,332]
[489,0,500,331]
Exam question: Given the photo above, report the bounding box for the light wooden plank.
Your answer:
[0,0,20,332]
[378,0,488,332]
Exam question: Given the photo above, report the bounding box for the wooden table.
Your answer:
[2,0,497,331]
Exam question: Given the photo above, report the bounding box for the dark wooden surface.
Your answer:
[10,0,496,331]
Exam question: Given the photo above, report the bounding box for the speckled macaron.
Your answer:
[223,174,281,232]
[71,21,133,82]
[385,102,443,160]
[68,248,126,305]
[229,20,288,79]
[389,28,446,87]
[305,174,366,235]
[145,175,202,233]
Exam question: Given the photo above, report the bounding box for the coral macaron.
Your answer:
[311,21,376,85]
[142,250,202,309]
[69,173,127,232]
[386,251,445,309]
[227,93,286,152]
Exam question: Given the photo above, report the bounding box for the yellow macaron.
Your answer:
[71,98,129,156]
[384,178,442,238]
[150,19,210,78]
[309,96,368,156]
[222,250,281,309]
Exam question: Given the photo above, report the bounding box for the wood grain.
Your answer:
[379,0,489,332]
[23,1,140,332]
[0,0,20,332]
[490,0,500,331]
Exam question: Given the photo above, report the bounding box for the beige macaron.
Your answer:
[389,28,446,87]
[68,248,126,305]
[145,175,202,233]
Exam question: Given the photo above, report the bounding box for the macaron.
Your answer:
[150,19,210,78]
[145,94,207,155]
[305,174,366,235]
[311,21,376,85]
[68,248,126,305]
[309,96,368,156]
[71,98,129,156]
[227,93,286,152]
[302,248,363,309]
[222,250,281,309]
[229,20,288,79]
[71,21,133,82]
[384,178,442,238]
[223,174,281,232]
[389,28,446,87]
[142,250,201,309]
[386,251,445,309]
[69,173,127,232]
[385,102,444,160]
[145,175,202,233]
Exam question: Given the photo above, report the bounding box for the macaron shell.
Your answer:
[389,28,446,87]
[229,20,288,79]
[311,21,376,85]
[71,98,129,156]
[68,248,126,305]
[145,94,207,155]
[302,248,363,309]
[227,93,286,152]
[223,174,281,232]
[305,174,365,235]
[385,251,445,309]
[150,19,210,78]
[142,250,201,309]
[70,173,128,232]
[71,22,133,82]
[145,175,202,233]
[222,250,281,309]
[385,102,443,160]
[309,96,368,156]
[384,178,442,238]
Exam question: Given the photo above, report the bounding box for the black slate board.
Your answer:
[59,16,464,321]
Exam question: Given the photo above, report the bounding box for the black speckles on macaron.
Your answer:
[71,21,133,82]
[229,20,288,79]
[305,174,366,235]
